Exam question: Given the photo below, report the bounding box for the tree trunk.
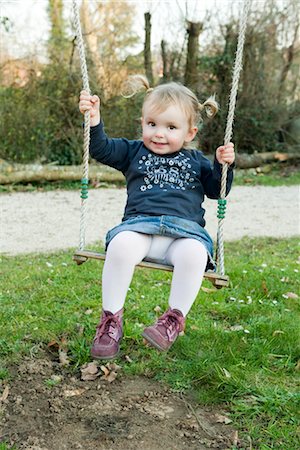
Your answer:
[144,12,153,85]
[160,40,168,81]
[184,21,203,89]
[80,0,103,79]
[47,0,66,61]
[278,23,299,102]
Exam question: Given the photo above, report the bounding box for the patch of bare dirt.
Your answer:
[0,356,243,450]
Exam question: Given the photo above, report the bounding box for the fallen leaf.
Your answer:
[262,280,268,294]
[51,375,62,383]
[201,286,217,293]
[215,413,232,424]
[230,325,244,332]
[64,388,86,397]
[154,305,162,313]
[85,309,93,315]
[222,368,231,379]
[59,350,70,366]
[100,362,121,383]
[107,362,121,371]
[285,292,298,300]
[76,323,85,335]
[106,371,118,383]
[125,355,133,363]
[273,330,284,336]
[47,340,60,351]
[230,430,239,446]
[81,362,100,381]
[100,365,110,377]
[0,385,9,402]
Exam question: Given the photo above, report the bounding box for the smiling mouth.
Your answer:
[152,141,167,146]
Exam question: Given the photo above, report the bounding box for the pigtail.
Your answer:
[198,95,219,119]
[121,74,152,98]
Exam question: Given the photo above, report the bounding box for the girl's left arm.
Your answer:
[200,149,235,199]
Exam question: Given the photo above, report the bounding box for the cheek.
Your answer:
[169,131,185,144]
[142,129,150,139]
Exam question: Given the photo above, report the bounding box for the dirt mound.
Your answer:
[0,356,242,450]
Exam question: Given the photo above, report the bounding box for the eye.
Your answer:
[169,125,177,130]
[148,121,155,127]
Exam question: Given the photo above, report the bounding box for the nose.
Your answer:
[155,127,164,138]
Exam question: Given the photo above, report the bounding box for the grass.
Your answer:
[0,237,299,448]
[0,163,299,193]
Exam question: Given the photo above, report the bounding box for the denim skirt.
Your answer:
[105,215,216,271]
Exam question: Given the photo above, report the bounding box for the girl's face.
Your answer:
[141,103,197,155]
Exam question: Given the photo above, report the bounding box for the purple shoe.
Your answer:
[91,308,123,360]
[142,308,185,352]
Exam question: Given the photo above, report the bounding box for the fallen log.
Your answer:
[235,152,300,169]
[0,152,299,184]
[0,161,125,185]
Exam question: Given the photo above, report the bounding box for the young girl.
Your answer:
[79,76,235,360]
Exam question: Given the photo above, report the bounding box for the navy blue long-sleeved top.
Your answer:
[90,122,234,228]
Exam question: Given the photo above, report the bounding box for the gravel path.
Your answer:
[1,186,299,256]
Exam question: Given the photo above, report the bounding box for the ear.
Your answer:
[185,126,198,143]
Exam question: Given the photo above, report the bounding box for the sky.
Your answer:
[0,0,250,60]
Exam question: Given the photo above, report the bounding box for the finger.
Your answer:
[79,104,92,112]
[91,95,99,104]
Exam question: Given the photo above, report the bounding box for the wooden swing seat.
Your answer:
[73,249,229,288]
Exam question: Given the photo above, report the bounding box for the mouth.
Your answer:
[152,141,167,147]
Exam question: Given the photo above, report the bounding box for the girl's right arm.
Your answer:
[78,90,142,173]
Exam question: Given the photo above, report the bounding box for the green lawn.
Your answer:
[0,237,299,448]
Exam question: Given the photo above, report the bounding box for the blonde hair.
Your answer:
[122,74,218,148]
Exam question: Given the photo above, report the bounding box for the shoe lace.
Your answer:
[95,314,121,342]
[158,311,183,340]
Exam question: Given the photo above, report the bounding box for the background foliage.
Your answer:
[0,0,299,164]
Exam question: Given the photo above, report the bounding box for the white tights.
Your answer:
[102,231,208,317]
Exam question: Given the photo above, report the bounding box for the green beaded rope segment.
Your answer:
[80,177,89,199]
[217,198,227,219]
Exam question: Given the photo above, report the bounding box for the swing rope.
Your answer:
[73,0,90,251]
[72,0,251,280]
[216,0,252,276]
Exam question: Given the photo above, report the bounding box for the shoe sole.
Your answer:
[142,332,167,352]
[91,350,120,360]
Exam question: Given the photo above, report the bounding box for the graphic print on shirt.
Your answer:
[138,152,197,192]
